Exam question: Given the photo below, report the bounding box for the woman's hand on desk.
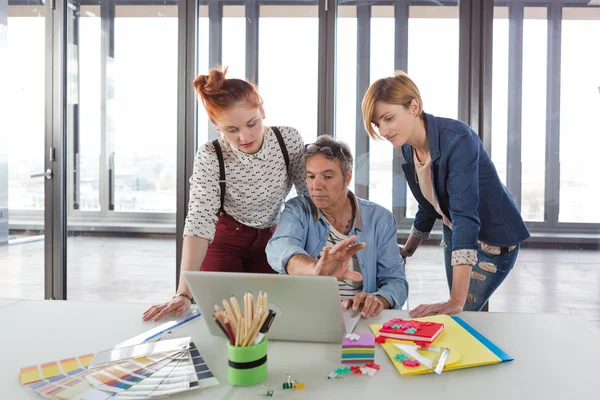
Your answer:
[409,298,463,318]
[342,292,388,318]
[142,294,191,322]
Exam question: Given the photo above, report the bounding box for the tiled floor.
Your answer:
[1,236,599,328]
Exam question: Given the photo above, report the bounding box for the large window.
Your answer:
[3,4,46,300]
[492,6,547,222]
[405,5,459,218]
[559,7,600,223]
[6,9,45,214]
[492,2,600,229]
[334,2,459,221]
[259,5,319,144]
[197,5,247,146]
[113,6,178,213]
[78,9,101,211]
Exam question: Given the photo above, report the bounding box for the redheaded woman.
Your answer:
[143,67,307,322]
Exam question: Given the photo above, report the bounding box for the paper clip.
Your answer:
[257,385,274,397]
[282,373,304,390]
[283,373,294,389]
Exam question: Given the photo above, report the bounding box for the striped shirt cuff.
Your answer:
[410,225,430,240]
[451,249,478,266]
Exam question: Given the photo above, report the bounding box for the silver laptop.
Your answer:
[183,271,351,343]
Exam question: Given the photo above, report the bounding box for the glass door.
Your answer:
[63,0,178,302]
[1,1,48,299]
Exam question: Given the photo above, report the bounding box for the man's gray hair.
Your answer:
[304,135,354,177]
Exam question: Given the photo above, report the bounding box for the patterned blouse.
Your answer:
[184,126,308,242]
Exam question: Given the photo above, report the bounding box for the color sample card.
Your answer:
[26,369,96,400]
[189,342,219,389]
[20,353,95,385]
[86,352,186,394]
[89,337,191,369]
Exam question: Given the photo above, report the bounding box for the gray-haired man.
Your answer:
[266,136,408,318]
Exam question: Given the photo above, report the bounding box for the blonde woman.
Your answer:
[361,71,529,317]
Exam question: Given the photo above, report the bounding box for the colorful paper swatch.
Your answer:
[20,353,95,385]
[341,332,375,364]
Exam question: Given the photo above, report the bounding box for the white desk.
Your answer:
[1,300,599,399]
[0,298,20,309]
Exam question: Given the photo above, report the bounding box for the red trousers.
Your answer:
[200,213,277,274]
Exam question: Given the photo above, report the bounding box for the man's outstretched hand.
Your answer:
[314,235,365,282]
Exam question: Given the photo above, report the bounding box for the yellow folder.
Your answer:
[370,314,510,376]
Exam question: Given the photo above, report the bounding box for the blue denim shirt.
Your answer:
[403,112,530,263]
[266,192,409,309]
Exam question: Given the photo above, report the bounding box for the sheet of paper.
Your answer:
[342,307,361,333]
[114,309,201,349]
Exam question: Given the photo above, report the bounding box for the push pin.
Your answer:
[257,385,274,397]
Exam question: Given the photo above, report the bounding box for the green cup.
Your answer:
[227,338,268,386]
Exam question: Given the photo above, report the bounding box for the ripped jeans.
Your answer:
[442,225,520,312]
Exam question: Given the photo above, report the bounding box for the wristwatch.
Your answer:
[172,292,193,302]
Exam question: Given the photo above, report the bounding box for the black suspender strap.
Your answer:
[271,127,290,177]
[212,128,288,214]
[212,139,226,213]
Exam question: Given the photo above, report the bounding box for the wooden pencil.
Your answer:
[222,299,238,333]
[242,309,265,346]
[244,293,251,333]
[248,292,254,326]
[240,316,245,346]
[255,291,263,318]
[235,316,241,346]
[214,310,225,326]
[245,310,269,346]
[230,296,243,321]
[224,316,235,344]
[222,299,235,322]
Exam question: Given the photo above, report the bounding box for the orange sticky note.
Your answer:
[59,357,79,373]
[19,366,42,385]
[78,354,95,367]
[41,362,60,379]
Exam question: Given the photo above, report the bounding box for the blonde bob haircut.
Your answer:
[361,70,424,139]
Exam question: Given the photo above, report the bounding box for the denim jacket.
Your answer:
[266,192,409,309]
[403,112,530,265]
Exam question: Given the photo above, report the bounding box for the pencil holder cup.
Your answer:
[227,338,268,386]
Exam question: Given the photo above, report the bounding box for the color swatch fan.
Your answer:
[19,337,219,399]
